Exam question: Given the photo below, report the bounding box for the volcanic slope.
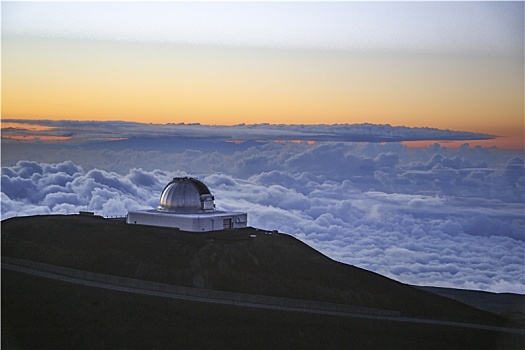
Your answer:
[2,214,523,349]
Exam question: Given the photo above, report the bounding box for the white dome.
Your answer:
[158,177,215,213]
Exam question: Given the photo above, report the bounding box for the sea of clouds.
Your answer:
[1,122,524,293]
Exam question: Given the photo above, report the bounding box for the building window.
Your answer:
[223,218,232,230]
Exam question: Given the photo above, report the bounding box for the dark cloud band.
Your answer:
[2,119,496,143]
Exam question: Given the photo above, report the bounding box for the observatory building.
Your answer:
[127,177,247,232]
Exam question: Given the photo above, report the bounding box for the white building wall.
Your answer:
[232,213,248,229]
[126,210,247,232]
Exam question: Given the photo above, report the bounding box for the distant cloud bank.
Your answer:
[1,119,495,143]
[1,124,523,293]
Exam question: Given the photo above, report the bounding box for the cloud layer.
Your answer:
[2,119,495,144]
[2,138,523,294]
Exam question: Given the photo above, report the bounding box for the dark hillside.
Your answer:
[1,214,516,327]
[3,268,523,350]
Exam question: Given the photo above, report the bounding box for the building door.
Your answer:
[223,218,232,229]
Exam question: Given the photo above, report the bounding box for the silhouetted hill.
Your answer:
[2,214,523,349]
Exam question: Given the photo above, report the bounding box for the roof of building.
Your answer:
[157,177,215,213]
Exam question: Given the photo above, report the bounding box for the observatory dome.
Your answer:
[158,177,215,213]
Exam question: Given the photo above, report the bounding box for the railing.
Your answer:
[103,215,127,219]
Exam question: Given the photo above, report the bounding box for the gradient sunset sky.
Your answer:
[2,1,524,149]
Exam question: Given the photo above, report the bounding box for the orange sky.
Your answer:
[2,36,523,150]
